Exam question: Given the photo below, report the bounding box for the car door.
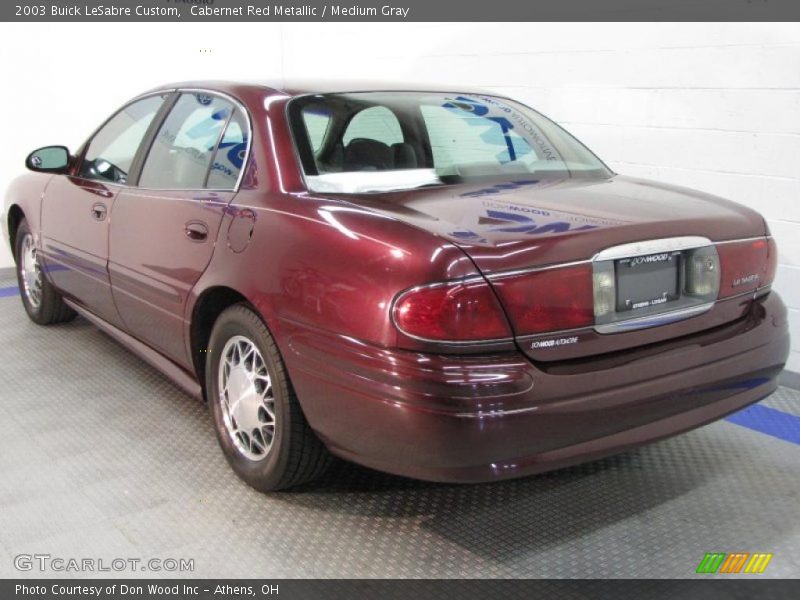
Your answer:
[109,91,250,365]
[40,94,169,328]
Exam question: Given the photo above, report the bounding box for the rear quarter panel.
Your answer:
[190,188,482,351]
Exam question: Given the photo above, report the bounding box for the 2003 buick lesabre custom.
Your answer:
[2,81,789,491]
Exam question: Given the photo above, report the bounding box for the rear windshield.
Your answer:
[288,92,612,193]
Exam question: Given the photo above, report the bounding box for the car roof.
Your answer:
[146,79,494,98]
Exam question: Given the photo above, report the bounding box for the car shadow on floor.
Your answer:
[277,428,749,562]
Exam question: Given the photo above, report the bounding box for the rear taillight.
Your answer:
[766,237,778,287]
[394,236,777,343]
[392,279,512,342]
[717,237,776,299]
[491,264,595,335]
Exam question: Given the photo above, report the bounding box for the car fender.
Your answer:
[3,172,53,259]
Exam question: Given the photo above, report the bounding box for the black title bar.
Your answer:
[5,0,800,22]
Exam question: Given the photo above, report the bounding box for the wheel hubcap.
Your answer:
[218,335,275,461]
[20,233,42,308]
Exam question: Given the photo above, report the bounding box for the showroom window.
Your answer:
[139,92,235,190]
[79,94,166,185]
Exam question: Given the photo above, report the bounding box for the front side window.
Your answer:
[289,92,611,193]
[79,94,166,184]
[139,93,234,189]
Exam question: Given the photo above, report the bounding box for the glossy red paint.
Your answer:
[2,80,790,483]
[282,294,787,481]
[40,176,124,328]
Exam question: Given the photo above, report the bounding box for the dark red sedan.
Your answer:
[2,81,789,491]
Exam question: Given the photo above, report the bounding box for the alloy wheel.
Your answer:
[20,233,42,308]
[217,335,276,461]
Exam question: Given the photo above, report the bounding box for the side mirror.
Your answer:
[25,146,71,174]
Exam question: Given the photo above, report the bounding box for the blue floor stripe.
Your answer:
[0,285,19,297]
[726,404,800,446]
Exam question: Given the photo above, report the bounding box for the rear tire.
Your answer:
[206,303,331,491]
[14,219,75,325]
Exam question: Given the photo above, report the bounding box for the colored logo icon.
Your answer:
[696,552,773,574]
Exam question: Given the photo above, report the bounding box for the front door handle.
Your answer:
[91,203,107,221]
[184,221,208,242]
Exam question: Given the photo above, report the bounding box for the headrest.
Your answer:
[344,138,393,170]
[392,143,418,169]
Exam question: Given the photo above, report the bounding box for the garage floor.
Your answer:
[0,273,799,579]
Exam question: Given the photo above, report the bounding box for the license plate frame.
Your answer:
[592,236,719,334]
[615,252,681,313]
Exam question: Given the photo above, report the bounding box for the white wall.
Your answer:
[1,22,798,371]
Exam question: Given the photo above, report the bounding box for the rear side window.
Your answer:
[207,109,249,189]
[139,93,234,189]
[80,95,165,185]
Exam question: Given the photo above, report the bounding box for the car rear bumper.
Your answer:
[280,292,790,483]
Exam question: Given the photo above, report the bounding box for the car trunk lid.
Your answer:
[336,175,772,360]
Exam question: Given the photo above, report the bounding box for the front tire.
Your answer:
[14,219,75,325]
[206,304,331,491]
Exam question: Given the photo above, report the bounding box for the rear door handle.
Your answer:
[184,221,208,242]
[91,203,107,221]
